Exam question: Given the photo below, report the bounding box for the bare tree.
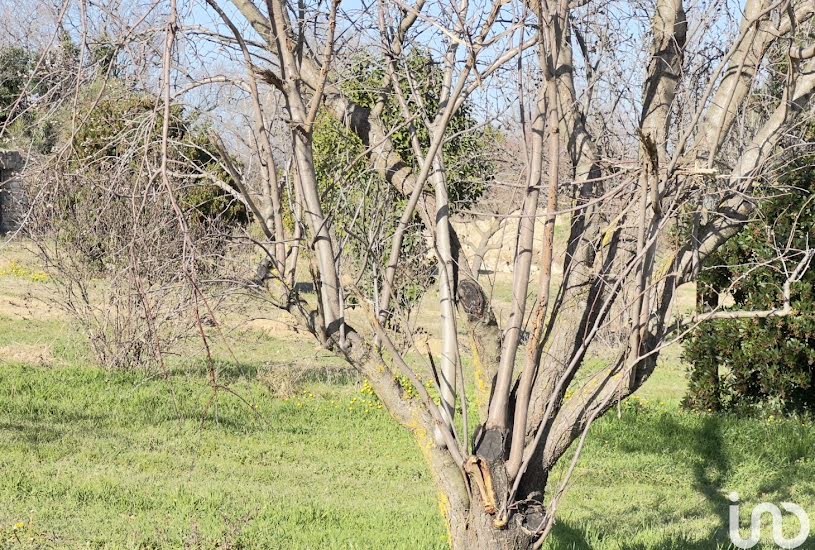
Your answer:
[161,0,815,547]
[10,0,815,547]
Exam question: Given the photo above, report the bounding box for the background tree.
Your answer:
[309,50,497,326]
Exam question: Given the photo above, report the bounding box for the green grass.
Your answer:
[545,404,815,549]
[0,317,88,366]
[1,255,814,548]
[0,361,448,549]
[2,340,814,549]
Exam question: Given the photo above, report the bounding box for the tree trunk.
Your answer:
[446,440,545,550]
[449,492,536,550]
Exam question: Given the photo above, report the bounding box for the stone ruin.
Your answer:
[0,151,24,234]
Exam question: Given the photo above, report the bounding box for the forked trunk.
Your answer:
[446,452,545,550]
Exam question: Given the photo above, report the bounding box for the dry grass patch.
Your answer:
[0,343,54,366]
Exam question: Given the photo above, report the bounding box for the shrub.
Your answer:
[683,149,815,415]
[26,81,246,371]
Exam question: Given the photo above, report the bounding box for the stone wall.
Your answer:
[0,151,24,234]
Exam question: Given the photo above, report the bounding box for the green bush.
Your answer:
[683,148,815,415]
[338,50,495,210]
[0,36,77,152]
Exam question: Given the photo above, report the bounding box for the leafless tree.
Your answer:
[7,0,815,547]
[175,0,815,546]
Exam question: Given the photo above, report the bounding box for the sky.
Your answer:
[0,0,757,157]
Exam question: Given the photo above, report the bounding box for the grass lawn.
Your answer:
[1,253,814,549]
[0,361,448,549]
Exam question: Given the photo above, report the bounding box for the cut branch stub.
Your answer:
[459,278,487,321]
[474,425,509,462]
